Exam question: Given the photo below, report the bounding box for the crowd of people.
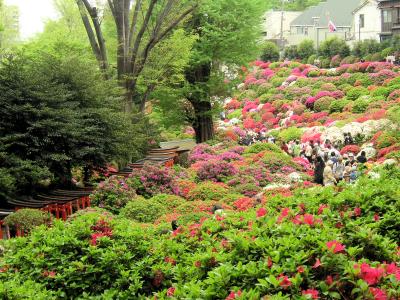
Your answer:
[282,133,367,186]
[239,131,367,186]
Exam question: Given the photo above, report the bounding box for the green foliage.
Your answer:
[352,97,372,113]
[352,39,383,58]
[307,54,317,64]
[329,99,351,113]
[188,181,228,201]
[150,194,186,210]
[244,142,282,154]
[346,86,369,101]
[314,96,335,112]
[90,176,137,214]
[120,197,166,223]
[1,168,400,298]
[4,209,51,233]
[261,41,280,62]
[278,127,302,142]
[319,37,350,58]
[297,39,315,60]
[267,0,322,11]
[284,45,298,60]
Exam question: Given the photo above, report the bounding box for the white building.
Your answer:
[352,0,381,42]
[263,10,302,42]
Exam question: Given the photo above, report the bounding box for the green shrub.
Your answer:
[261,151,298,173]
[187,181,227,201]
[260,41,280,62]
[372,87,390,98]
[381,47,394,57]
[227,109,242,119]
[319,37,350,58]
[120,197,166,223]
[352,97,372,113]
[284,45,298,60]
[307,54,317,64]
[244,142,282,154]
[150,194,186,210]
[352,39,383,57]
[346,86,369,100]
[340,55,358,65]
[370,52,383,62]
[4,209,51,233]
[297,39,315,60]
[90,176,137,214]
[278,127,302,142]
[329,99,351,113]
[314,96,335,112]
[270,76,286,87]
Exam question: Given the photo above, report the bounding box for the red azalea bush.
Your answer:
[340,145,361,155]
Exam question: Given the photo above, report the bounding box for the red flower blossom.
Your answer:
[256,207,267,218]
[278,275,292,289]
[326,240,346,254]
[297,266,305,273]
[317,204,329,215]
[277,207,290,223]
[42,270,56,278]
[164,257,176,266]
[302,289,319,299]
[369,287,387,300]
[353,207,361,217]
[325,275,333,285]
[225,290,242,300]
[384,262,400,280]
[355,263,385,285]
[194,261,201,268]
[167,287,175,297]
[313,258,322,269]
[267,257,273,268]
[303,214,315,225]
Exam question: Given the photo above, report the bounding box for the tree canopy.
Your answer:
[0,44,157,203]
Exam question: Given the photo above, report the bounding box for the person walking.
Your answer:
[333,156,345,182]
[357,151,367,164]
[314,156,325,185]
[323,160,337,186]
[293,140,301,157]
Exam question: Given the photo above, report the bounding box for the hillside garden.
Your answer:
[1,59,400,299]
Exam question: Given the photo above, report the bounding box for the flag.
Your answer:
[328,20,337,32]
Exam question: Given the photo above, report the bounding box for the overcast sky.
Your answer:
[5,0,58,39]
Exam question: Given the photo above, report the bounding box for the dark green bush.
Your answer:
[260,41,280,62]
[120,197,166,223]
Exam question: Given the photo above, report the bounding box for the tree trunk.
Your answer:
[191,99,214,143]
[185,62,214,143]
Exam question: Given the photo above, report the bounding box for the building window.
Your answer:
[359,14,365,28]
[383,9,392,23]
[304,27,308,35]
[296,27,303,34]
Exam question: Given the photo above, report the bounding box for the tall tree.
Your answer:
[0,2,20,49]
[184,0,266,143]
[76,0,197,111]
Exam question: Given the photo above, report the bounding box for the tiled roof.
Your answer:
[291,0,362,26]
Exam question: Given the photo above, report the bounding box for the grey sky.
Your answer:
[5,0,58,39]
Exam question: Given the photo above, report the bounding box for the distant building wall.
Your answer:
[263,10,302,41]
[353,1,381,42]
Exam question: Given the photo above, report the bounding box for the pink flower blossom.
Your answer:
[326,240,346,254]
[256,207,267,218]
[302,289,319,299]
[278,274,292,289]
[167,287,175,297]
[369,287,387,300]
